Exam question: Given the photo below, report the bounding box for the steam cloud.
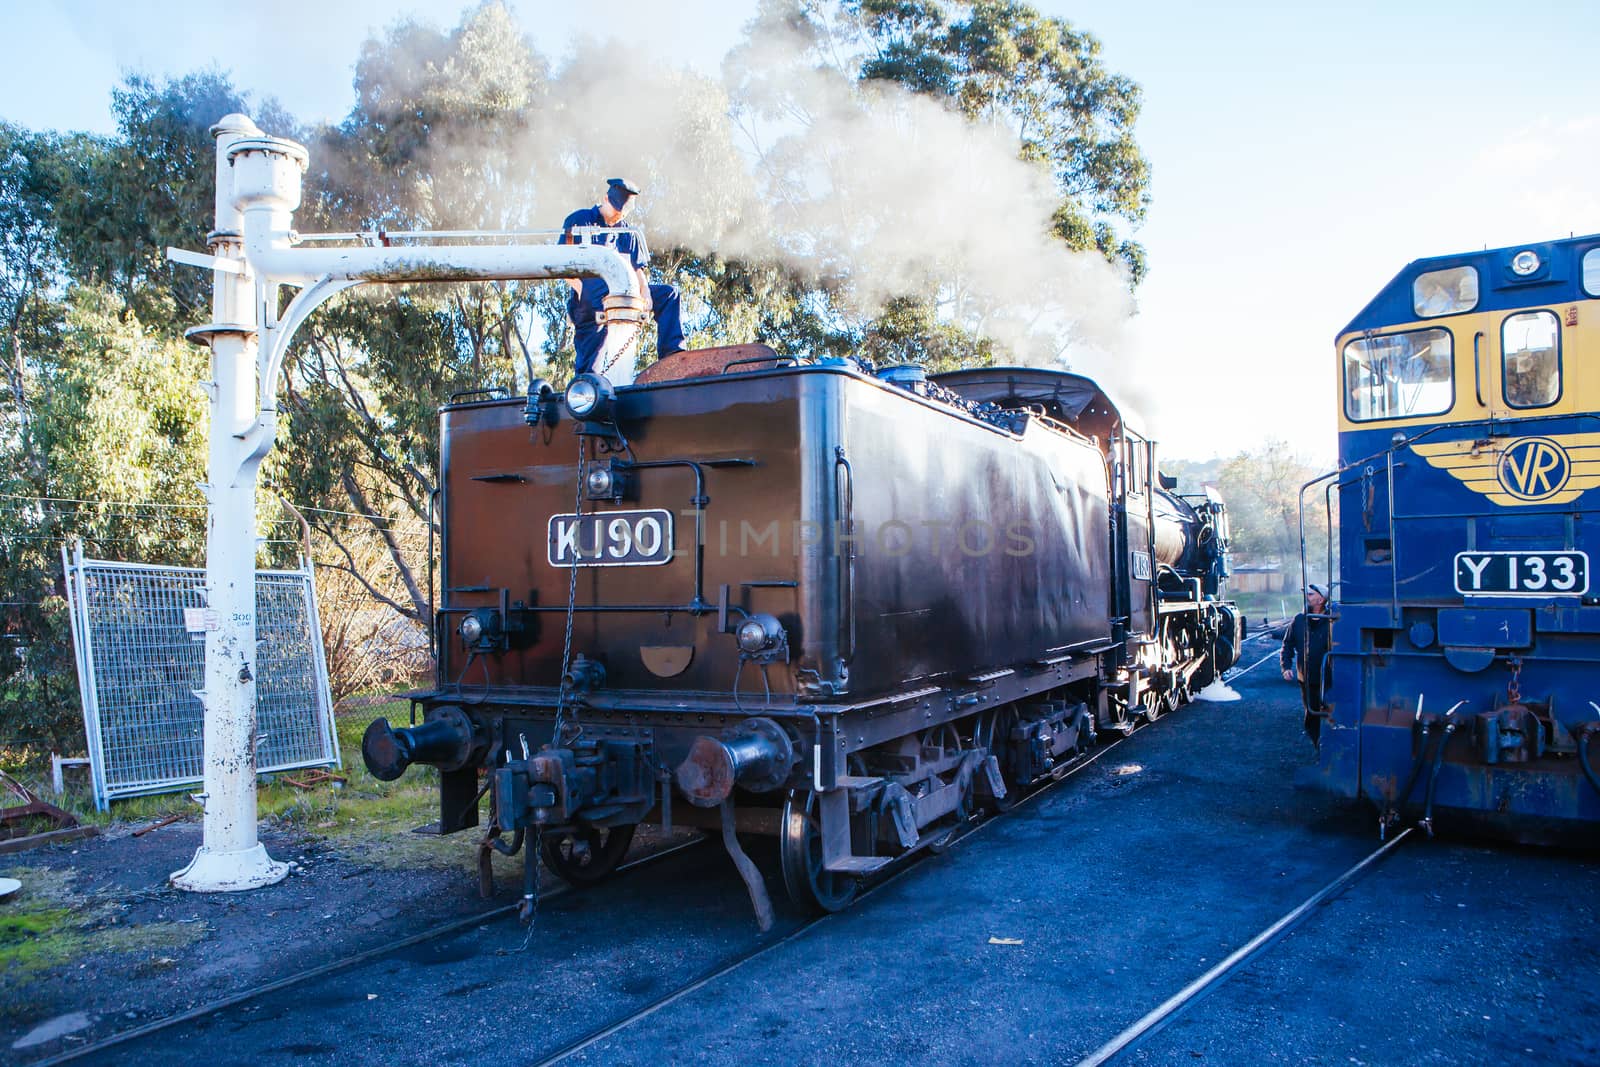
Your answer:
[380,3,1145,399]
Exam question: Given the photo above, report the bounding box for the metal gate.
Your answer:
[62,543,339,809]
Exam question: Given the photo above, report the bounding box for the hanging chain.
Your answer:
[553,436,587,746]
[597,321,643,379]
[523,438,589,928]
[1506,655,1523,706]
[517,730,542,929]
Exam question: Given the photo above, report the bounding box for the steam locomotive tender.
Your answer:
[362,350,1242,923]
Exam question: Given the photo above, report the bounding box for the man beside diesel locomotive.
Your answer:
[561,177,686,379]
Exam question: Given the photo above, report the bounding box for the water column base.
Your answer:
[170,843,289,892]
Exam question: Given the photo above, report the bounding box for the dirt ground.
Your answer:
[0,702,665,1058]
[4,652,1597,1064]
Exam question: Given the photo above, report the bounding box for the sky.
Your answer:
[3,0,1598,463]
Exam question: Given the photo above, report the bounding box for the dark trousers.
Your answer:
[569,279,684,374]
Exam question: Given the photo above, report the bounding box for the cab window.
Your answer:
[1344,328,1453,422]
[1502,310,1561,409]
[1584,248,1600,298]
[1125,439,1148,494]
[1413,266,1478,318]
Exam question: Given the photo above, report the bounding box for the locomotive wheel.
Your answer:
[539,823,636,887]
[780,789,858,914]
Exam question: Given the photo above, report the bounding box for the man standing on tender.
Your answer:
[561,178,686,382]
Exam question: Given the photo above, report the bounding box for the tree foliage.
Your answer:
[1166,441,1336,584]
[0,0,1155,755]
[852,0,1149,281]
[1,288,212,750]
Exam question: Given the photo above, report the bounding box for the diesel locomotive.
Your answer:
[362,347,1242,923]
[1299,232,1600,842]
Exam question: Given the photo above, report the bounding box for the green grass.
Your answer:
[4,700,502,873]
[267,704,477,870]
[290,708,538,882]
[8,701,423,824]
[0,865,205,984]
[0,699,529,995]
[5,699,531,895]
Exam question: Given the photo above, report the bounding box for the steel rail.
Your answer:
[1074,827,1417,1067]
[40,639,1270,1066]
[1224,646,1283,681]
[532,714,1168,1066]
[547,630,1288,1067]
[29,837,708,1067]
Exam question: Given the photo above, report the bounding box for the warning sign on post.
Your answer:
[183,608,220,634]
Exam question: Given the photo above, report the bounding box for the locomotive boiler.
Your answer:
[364,350,1241,922]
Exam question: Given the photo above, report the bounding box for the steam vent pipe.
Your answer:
[675,718,796,807]
[169,114,646,893]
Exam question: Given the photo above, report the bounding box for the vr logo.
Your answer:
[1498,437,1570,502]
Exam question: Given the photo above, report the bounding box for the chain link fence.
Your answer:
[62,543,339,809]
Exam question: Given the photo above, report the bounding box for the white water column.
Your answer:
[170,115,644,891]
[168,115,286,891]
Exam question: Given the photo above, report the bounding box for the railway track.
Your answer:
[1074,828,1415,1065]
[30,838,710,1067]
[1052,625,1418,1064]
[532,629,1287,1066]
[531,727,1150,1064]
[37,632,1287,1067]
[1047,626,1422,1064]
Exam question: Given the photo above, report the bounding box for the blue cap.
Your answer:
[606,178,640,210]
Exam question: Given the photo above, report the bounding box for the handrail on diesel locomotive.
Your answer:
[362,350,1243,924]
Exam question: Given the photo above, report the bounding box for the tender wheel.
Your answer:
[928,764,977,855]
[540,823,636,887]
[780,789,858,914]
[976,706,1018,812]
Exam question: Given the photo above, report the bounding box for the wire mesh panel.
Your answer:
[63,545,339,809]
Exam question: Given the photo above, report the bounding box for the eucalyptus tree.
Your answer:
[2,0,1157,738]
[850,0,1150,281]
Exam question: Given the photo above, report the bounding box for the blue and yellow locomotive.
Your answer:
[1301,233,1600,841]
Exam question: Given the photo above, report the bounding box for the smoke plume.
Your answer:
[388,2,1143,390]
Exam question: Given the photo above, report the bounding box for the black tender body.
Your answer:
[363,355,1242,920]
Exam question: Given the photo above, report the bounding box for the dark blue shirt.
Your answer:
[560,206,649,270]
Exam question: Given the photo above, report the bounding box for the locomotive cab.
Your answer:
[1302,234,1600,841]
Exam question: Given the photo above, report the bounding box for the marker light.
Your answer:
[564,373,615,421]
[586,467,614,496]
[1511,250,1541,276]
[459,615,484,645]
[523,378,556,428]
[736,614,784,654]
